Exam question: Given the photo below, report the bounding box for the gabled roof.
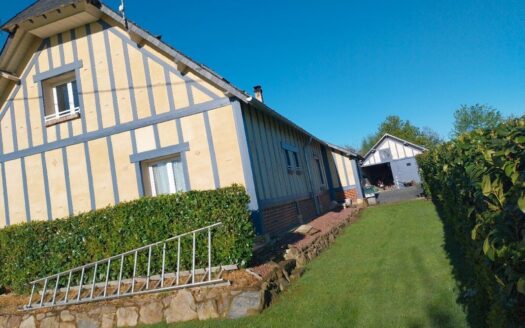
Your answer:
[1,0,100,32]
[0,0,353,156]
[362,134,427,161]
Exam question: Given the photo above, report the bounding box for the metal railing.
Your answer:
[23,222,233,310]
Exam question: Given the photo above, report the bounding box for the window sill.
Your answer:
[45,112,81,127]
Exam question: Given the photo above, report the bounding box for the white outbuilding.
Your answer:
[361,134,427,189]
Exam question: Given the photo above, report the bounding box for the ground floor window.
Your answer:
[142,155,186,196]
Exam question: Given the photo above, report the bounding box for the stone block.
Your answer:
[116,307,138,327]
[197,300,219,320]
[100,313,114,328]
[164,290,198,323]
[40,316,59,328]
[139,301,163,325]
[6,316,21,328]
[59,323,76,328]
[19,316,35,328]
[60,311,75,322]
[76,314,100,328]
[228,291,262,319]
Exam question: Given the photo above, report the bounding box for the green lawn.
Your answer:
[147,200,467,328]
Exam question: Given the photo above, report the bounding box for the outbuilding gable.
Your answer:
[362,134,426,167]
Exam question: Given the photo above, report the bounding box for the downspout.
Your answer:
[303,137,320,215]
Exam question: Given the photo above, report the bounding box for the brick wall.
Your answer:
[261,191,344,236]
[298,198,317,222]
[335,188,358,203]
[335,190,345,202]
[319,192,332,213]
[261,202,301,236]
[344,188,358,201]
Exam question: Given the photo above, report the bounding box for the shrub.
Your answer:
[417,118,525,327]
[0,185,254,293]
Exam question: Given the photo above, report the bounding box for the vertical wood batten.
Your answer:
[20,157,31,222]
[203,112,220,189]
[85,24,103,131]
[1,163,10,226]
[102,28,121,126]
[40,152,52,220]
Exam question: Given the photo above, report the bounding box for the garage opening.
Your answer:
[362,163,394,188]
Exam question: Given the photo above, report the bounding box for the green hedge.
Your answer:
[0,185,254,294]
[417,118,524,327]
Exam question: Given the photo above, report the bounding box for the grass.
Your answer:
[146,200,467,328]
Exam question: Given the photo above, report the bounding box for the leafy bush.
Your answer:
[417,118,525,327]
[0,185,254,293]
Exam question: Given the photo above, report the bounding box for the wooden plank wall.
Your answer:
[242,104,337,209]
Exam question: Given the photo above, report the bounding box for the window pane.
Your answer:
[316,159,324,184]
[152,163,171,195]
[55,83,69,113]
[71,80,79,108]
[171,157,186,192]
[285,150,291,167]
[293,152,300,168]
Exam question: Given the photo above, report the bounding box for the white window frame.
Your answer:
[146,158,184,196]
[46,80,80,122]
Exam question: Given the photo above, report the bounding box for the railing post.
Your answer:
[27,284,36,308]
[90,263,98,299]
[40,278,48,307]
[117,254,124,296]
[52,274,60,305]
[146,246,152,290]
[161,243,166,287]
[104,259,111,297]
[192,232,196,284]
[176,237,181,285]
[208,228,212,281]
[131,250,138,293]
[77,268,85,301]
[65,271,72,303]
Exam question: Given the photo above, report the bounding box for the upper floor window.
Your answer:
[43,71,80,123]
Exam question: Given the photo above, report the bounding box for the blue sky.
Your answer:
[2,1,524,148]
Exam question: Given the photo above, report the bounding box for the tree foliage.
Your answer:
[452,104,504,137]
[359,115,442,155]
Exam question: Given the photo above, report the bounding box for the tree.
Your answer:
[452,104,503,137]
[359,115,442,155]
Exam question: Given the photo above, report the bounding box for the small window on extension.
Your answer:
[315,157,325,185]
[293,152,300,169]
[285,150,292,169]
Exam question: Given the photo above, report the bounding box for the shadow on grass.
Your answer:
[431,202,488,328]
[409,247,464,328]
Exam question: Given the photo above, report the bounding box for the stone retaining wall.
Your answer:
[284,208,361,267]
[0,264,301,328]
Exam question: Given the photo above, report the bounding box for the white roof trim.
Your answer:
[362,134,427,162]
